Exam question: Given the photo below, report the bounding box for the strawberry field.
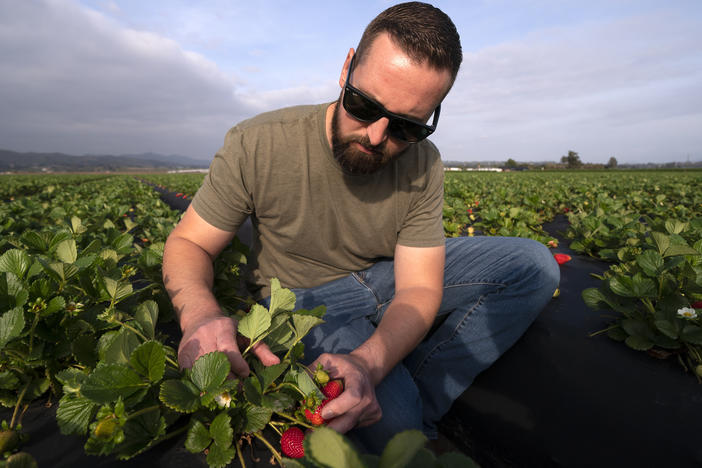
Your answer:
[1,170,701,467]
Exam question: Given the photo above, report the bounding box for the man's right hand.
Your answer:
[178,313,280,376]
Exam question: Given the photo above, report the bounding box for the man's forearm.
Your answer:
[162,235,224,332]
[351,286,441,386]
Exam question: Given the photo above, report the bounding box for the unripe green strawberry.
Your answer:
[314,367,330,386]
[0,429,20,454]
[280,427,305,459]
[94,418,118,440]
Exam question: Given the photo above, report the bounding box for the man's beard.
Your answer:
[331,99,401,175]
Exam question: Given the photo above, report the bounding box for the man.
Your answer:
[163,2,559,454]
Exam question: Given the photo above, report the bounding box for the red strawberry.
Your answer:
[280,427,305,458]
[691,301,702,309]
[304,401,327,426]
[321,380,344,400]
[553,253,572,265]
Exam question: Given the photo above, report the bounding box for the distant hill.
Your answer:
[0,149,209,173]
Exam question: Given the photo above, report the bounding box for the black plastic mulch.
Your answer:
[3,185,701,467]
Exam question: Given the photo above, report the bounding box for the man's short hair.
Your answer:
[355,2,462,83]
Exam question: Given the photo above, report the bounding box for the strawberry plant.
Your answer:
[583,223,702,379]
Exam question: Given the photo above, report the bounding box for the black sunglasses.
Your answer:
[342,55,441,143]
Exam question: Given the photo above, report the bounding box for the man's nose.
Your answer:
[366,117,390,147]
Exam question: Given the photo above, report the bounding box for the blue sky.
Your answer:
[1,0,700,163]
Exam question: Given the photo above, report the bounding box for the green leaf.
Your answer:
[663,244,700,258]
[185,420,212,453]
[289,367,321,398]
[261,391,296,412]
[159,379,201,413]
[44,295,65,315]
[621,319,654,339]
[56,368,88,394]
[305,426,365,468]
[608,276,637,298]
[0,307,25,350]
[72,334,98,368]
[135,301,158,339]
[281,459,306,468]
[681,325,702,345]
[81,364,147,404]
[242,404,272,433]
[56,239,78,263]
[651,232,670,256]
[404,448,435,468]
[238,303,271,342]
[102,277,133,302]
[129,341,166,382]
[636,250,664,277]
[269,278,297,315]
[4,451,39,468]
[243,376,262,406]
[56,394,97,435]
[625,335,653,351]
[210,412,233,448]
[379,429,427,468]
[630,273,657,298]
[191,352,230,393]
[257,362,289,391]
[292,313,325,340]
[0,370,20,390]
[654,320,679,339]
[98,328,140,364]
[0,249,31,279]
[206,442,236,468]
[582,288,606,310]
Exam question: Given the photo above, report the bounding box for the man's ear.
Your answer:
[339,48,355,88]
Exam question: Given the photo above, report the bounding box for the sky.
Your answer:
[0,0,700,164]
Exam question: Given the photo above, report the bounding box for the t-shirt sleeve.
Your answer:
[396,144,445,247]
[190,127,253,232]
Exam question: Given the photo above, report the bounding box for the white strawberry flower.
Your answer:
[215,392,232,408]
[677,307,698,319]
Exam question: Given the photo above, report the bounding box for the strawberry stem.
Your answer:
[252,431,282,465]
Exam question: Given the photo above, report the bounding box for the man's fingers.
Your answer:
[223,348,250,377]
[252,341,281,366]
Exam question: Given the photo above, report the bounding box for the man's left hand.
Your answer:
[311,352,382,432]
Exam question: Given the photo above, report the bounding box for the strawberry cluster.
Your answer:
[280,366,344,459]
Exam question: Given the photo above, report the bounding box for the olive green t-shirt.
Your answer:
[191,103,445,299]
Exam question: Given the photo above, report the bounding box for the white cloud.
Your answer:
[436,10,702,163]
[0,0,256,158]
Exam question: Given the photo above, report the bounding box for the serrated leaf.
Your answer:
[0,249,30,279]
[98,328,140,364]
[242,404,272,433]
[608,276,637,297]
[130,341,166,382]
[81,364,147,404]
[210,412,233,447]
[582,288,606,310]
[238,303,271,341]
[261,391,296,412]
[159,379,201,413]
[0,307,25,350]
[243,376,262,406]
[681,325,702,344]
[56,394,97,435]
[305,426,364,468]
[379,429,427,468]
[636,250,663,277]
[621,319,654,339]
[185,419,212,453]
[257,362,289,391]
[292,314,325,340]
[654,320,679,339]
[289,368,322,400]
[651,232,670,256]
[191,352,230,392]
[135,301,158,339]
[663,244,700,258]
[56,239,78,263]
[102,277,133,302]
[0,370,20,390]
[55,368,88,394]
[206,442,236,468]
[269,279,296,315]
[45,296,66,315]
[625,335,653,351]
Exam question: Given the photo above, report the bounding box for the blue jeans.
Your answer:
[272,236,559,454]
